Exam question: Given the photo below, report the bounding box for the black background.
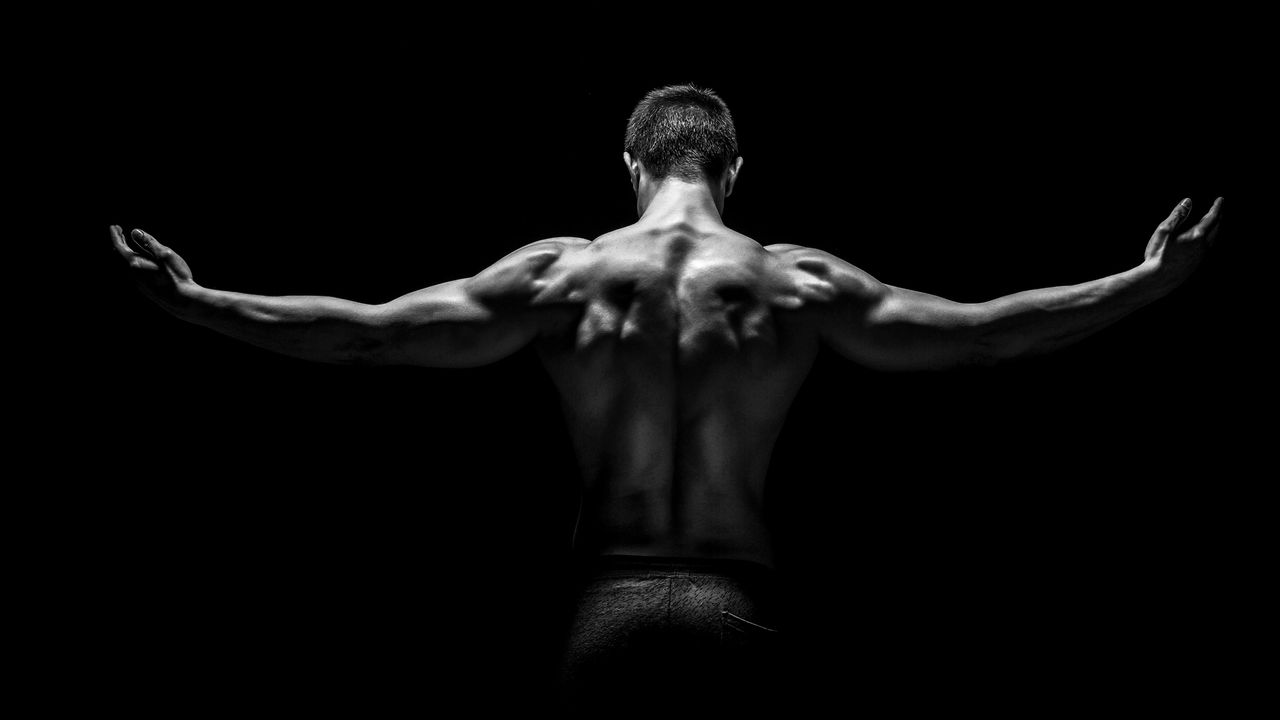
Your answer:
[53,12,1265,714]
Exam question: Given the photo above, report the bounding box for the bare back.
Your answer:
[470,221,839,568]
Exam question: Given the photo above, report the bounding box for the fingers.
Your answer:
[112,224,169,275]
[110,224,127,254]
[110,224,138,259]
[1156,198,1193,235]
[112,224,158,268]
[1180,196,1224,245]
[130,227,195,281]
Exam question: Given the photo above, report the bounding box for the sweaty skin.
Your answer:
[111,175,1222,570]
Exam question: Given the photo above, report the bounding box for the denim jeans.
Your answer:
[558,555,785,714]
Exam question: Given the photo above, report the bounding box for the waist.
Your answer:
[574,553,777,585]
[575,528,776,570]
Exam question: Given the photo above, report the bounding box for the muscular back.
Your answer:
[467,223,846,568]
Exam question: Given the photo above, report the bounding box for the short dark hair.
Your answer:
[624,84,739,182]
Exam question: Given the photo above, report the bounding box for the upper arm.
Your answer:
[371,237,588,367]
[769,245,989,371]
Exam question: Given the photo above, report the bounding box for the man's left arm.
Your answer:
[111,226,582,367]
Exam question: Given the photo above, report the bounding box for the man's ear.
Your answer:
[623,152,641,192]
[725,157,744,197]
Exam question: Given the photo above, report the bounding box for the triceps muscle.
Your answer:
[372,279,539,367]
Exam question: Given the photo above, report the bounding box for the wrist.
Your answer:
[171,281,210,322]
[1134,257,1179,300]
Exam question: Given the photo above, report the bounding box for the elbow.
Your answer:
[965,347,1002,367]
[967,330,1032,367]
[963,304,1040,366]
[326,305,402,365]
[325,320,397,366]
[333,336,390,365]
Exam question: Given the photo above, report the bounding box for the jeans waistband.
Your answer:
[576,554,776,583]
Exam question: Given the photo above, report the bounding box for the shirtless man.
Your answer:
[109,85,1222,710]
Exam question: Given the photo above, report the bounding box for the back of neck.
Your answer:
[637,179,725,229]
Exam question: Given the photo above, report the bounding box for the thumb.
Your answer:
[1156,198,1193,236]
[131,228,164,258]
[132,228,194,281]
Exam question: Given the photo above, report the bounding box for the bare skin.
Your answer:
[110,156,1222,569]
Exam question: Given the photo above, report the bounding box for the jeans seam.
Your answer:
[722,609,779,634]
[665,577,673,630]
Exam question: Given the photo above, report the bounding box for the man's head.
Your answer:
[623,85,743,211]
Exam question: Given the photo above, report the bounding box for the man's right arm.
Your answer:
[779,197,1222,371]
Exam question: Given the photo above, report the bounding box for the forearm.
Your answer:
[972,259,1170,361]
[176,284,386,364]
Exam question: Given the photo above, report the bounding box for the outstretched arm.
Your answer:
[806,197,1222,371]
[110,226,579,367]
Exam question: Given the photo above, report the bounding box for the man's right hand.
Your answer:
[111,225,197,317]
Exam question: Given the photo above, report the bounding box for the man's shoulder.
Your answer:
[494,236,591,260]
[465,236,590,302]
[762,243,807,253]
[762,243,848,274]
[762,243,886,301]
[762,242,837,260]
